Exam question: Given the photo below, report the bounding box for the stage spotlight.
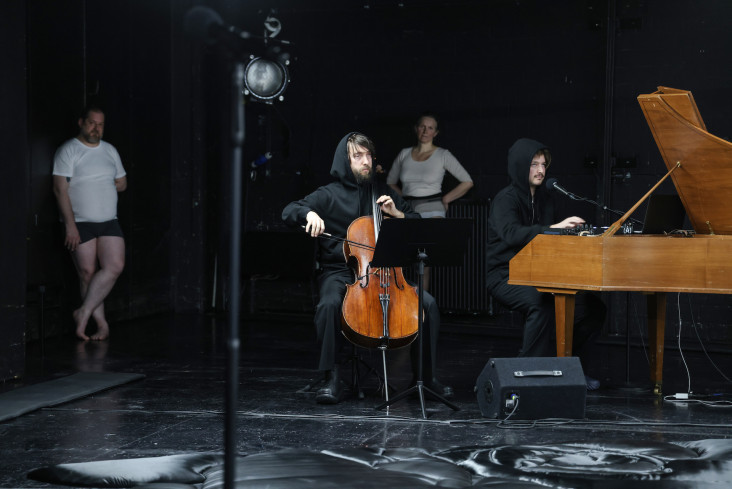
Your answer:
[243,56,290,103]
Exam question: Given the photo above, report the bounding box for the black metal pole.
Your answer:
[625,291,632,384]
[224,62,245,489]
[376,249,458,417]
[600,0,617,226]
[416,251,426,418]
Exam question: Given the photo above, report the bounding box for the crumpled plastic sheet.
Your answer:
[28,439,732,489]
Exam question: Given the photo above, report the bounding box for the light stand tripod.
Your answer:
[371,218,472,418]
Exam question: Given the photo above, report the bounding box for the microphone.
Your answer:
[183,6,252,46]
[545,178,574,198]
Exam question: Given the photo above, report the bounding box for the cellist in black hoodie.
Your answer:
[485,138,606,388]
[283,132,452,404]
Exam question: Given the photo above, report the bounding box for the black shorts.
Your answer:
[76,219,124,244]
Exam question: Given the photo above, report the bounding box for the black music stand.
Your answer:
[371,218,472,418]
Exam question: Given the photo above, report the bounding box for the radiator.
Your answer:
[430,200,492,315]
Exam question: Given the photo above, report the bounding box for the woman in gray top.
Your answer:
[386,113,473,289]
[387,113,473,217]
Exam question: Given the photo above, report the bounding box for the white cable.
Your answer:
[496,396,521,428]
[676,292,692,395]
[663,395,732,407]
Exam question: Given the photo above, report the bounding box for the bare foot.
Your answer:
[90,324,110,341]
[73,309,90,341]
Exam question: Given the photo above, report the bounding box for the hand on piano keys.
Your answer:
[551,216,586,229]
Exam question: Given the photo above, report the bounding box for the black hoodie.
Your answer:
[485,138,557,289]
[282,132,419,267]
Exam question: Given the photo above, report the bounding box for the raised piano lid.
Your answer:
[637,86,732,235]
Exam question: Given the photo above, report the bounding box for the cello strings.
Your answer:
[372,181,382,239]
[371,182,391,289]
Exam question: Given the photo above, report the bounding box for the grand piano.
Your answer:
[508,87,732,394]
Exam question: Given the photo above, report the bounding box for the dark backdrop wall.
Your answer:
[226,0,607,228]
[6,0,732,380]
[23,0,180,346]
[205,0,732,350]
[1,1,29,381]
[206,0,609,316]
[605,0,732,347]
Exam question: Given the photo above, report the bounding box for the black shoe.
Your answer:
[316,366,343,404]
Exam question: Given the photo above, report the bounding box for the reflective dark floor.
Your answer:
[2,311,732,487]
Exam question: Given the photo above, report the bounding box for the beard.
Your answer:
[352,168,373,185]
[81,131,101,144]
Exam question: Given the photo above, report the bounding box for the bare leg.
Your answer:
[90,302,110,341]
[79,277,108,336]
[74,264,104,341]
[72,236,125,340]
[72,240,98,340]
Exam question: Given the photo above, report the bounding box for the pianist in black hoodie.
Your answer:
[485,138,606,389]
[282,132,453,404]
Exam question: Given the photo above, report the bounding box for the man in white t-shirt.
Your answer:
[53,106,127,341]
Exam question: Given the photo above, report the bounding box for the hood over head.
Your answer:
[330,132,375,186]
[507,138,550,194]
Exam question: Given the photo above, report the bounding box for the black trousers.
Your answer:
[489,281,606,360]
[315,267,441,379]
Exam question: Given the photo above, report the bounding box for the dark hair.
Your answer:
[534,148,552,168]
[79,105,104,121]
[347,132,376,158]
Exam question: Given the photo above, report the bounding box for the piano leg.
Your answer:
[554,293,576,357]
[646,292,666,395]
[538,288,577,357]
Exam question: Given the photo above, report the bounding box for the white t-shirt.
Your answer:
[386,147,472,197]
[53,138,126,223]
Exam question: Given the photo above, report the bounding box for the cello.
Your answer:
[340,189,420,350]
